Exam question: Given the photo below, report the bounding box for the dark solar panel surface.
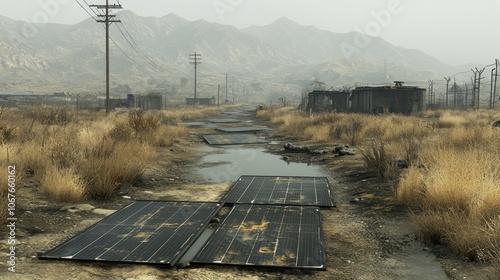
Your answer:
[216,127,269,133]
[222,176,335,207]
[203,134,269,145]
[38,201,222,266]
[192,204,326,270]
[210,118,242,123]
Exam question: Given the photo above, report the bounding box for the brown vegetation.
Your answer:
[0,106,221,219]
[257,107,500,272]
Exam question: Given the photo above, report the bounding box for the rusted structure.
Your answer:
[350,82,426,115]
[186,97,216,106]
[303,90,350,113]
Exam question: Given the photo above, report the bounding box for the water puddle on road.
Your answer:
[198,146,324,183]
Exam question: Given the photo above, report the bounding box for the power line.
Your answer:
[75,0,97,20]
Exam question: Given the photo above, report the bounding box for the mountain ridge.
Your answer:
[0,11,462,94]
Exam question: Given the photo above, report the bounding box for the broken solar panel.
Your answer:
[38,201,222,266]
[216,126,269,133]
[222,176,335,207]
[192,204,326,270]
[203,134,269,145]
[210,118,242,123]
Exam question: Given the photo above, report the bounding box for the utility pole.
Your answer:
[471,67,485,109]
[428,80,435,105]
[494,59,499,109]
[464,83,468,109]
[189,52,201,103]
[90,0,122,113]
[444,77,451,107]
[232,76,235,103]
[225,73,228,103]
[217,85,220,108]
[490,68,496,109]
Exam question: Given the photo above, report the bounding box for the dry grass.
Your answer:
[40,165,85,202]
[0,105,223,206]
[258,107,500,265]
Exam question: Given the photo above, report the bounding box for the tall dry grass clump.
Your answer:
[40,166,85,202]
[0,106,216,205]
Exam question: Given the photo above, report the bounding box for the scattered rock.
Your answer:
[60,204,95,212]
[333,145,356,156]
[122,196,132,200]
[283,143,311,153]
[350,198,360,203]
[93,209,117,216]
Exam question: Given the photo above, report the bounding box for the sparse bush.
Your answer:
[361,141,398,179]
[25,107,72,125]
[79,139,156,199]
[128,109,162,143]
[40,165,85,202]
[152,125,190,147]
[396,167,425,206]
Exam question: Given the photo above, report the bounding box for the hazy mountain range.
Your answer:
[0,11,468,96]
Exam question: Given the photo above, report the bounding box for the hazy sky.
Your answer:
[0,0,498,66]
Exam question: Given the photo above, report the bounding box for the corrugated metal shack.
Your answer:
[186,97,216,106]
[304,90,350,113]
[350,82,426,115]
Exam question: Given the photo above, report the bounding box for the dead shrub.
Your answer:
[79,139,155,199]
[128,109,162,142]
[361,141,398,179]
[40,165,85,202]
[25,107,72,125]
[396,167,426,206]
[153,125,190,147]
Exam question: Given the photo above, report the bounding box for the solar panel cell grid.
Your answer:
[222,176,335,207]
[192,204,326,270]
[38,201,222,266]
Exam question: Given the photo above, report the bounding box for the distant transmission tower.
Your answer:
[90,0,122,113]
[189,52,201,102]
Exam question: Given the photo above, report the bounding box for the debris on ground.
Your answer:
[493,120,500,127]
[333,145,356,156]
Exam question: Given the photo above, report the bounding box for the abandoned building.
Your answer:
[350,82,426,115]
[302,90,350,113]
[185,97,216,106]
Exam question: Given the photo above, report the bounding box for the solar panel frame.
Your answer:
[222,176,335,207]
[216,127,270,133]
[209,118,242,123]
[192,204,326,270]
[202,134,269,145]
[38,201,222,266]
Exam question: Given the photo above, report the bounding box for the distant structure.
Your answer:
[350,82,426,115]
[301,90,350,113]
[185,97,216,106]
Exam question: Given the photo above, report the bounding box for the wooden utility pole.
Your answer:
[471,67,485,109]
[428,80,435,105]
[225,72,228,103]
[189,52,201,103]
[444,77,451,107]
[494,59,498,109]
[490,68,496,109]
[90,0,122,113]
[217,85,220,108]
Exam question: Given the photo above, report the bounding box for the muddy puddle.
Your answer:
[197,146,324,183]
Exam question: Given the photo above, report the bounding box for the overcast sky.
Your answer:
[0,0,498,66]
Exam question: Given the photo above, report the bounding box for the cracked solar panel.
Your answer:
[203,134,269,145]
[192,204,326,270]
[38,201,222,266]
[216,126,269,133]
[222,176,335,207]
[210,118,242,123]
